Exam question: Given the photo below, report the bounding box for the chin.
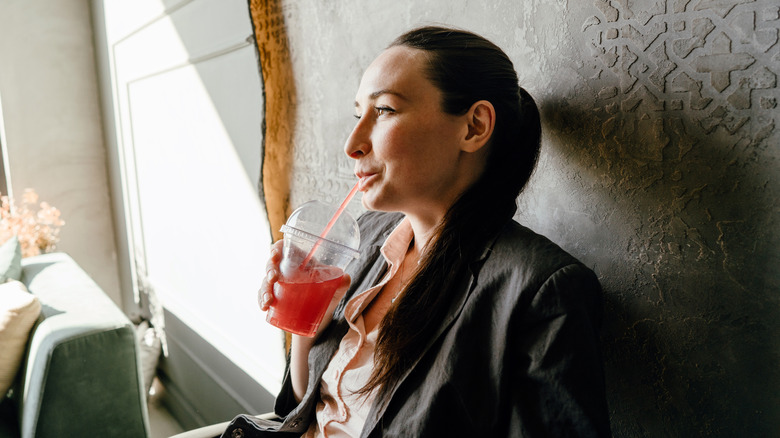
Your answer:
[361,193,390,213]
[361,199,383,212]
[360,188,407,214]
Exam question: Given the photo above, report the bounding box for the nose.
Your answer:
[344,117,371,159]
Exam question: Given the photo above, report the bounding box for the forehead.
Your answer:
[355,46,435,102]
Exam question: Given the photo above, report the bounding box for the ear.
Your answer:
[461,100,495,153]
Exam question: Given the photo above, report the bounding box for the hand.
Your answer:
[258,240,352,336]
[258,240,284,311]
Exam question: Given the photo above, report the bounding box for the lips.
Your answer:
[355,171,378,191]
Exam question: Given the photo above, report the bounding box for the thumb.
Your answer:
[334,273,351,300]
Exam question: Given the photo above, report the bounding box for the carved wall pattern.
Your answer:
[581,0,779,161]
[575,3,780,434]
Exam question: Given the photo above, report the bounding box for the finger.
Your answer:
[258,288,274,310]
[258,266,277,296]
[269,241,284,261]
[262,291,274,309]
[265,241,283,270]
[257,279,267,309]
[266,265,279,283]
[257,274,276,309]
[265,255,281,274]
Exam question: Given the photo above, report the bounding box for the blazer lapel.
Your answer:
[361,230,502,437]
[286,216,399,427]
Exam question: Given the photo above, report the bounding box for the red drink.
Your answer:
[270,192,361,336]
[266,264,344,337]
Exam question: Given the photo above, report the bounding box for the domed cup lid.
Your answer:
[280,200,360,259]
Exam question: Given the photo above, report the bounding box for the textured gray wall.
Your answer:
[280,1,779,436]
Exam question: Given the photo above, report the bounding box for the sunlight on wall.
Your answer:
[102,0,285,396]
[129,61,282,395]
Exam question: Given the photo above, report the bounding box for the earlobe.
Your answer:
[462,100,495,153]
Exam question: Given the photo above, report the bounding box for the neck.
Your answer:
[403,156,486,253]
[405,213,441,255]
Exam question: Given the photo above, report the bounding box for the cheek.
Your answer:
[375,118,457,180]
[376,126,416,164]
[389,122,440,156]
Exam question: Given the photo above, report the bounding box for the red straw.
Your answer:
[301,181,360,268]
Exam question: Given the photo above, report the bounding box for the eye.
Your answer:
[375,106,395,116]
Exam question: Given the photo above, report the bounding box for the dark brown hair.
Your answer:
[361,26,542,398]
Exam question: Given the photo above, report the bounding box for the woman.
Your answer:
[231,26,610,437]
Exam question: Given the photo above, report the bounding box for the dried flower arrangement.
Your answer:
[0,189,65,257]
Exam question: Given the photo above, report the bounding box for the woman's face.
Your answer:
[345,46,479,220]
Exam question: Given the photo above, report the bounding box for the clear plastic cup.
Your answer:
[266,201,360,337]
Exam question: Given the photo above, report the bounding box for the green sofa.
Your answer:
[0,253,150,437]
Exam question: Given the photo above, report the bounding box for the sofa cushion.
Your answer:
[18,253,150,437]
[0,237,22,284]
[0,280,41,397]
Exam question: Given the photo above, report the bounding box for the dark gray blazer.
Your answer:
[223,211,611,437]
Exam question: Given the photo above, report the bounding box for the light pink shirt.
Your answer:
[303,218,413,438]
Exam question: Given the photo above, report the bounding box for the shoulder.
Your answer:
[475,220,603,331]
[481,220,600,298]
[488,220,581,269]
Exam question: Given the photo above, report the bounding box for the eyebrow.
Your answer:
[354,89,408,108]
